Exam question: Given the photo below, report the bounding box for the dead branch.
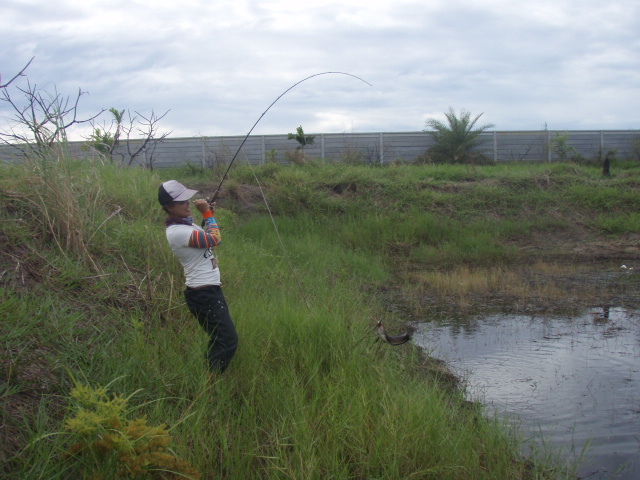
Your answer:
[120,109,171,166]
[0,78,104,156]
[0,57,34,89]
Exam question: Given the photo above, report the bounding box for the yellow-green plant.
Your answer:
[64,383,200,479]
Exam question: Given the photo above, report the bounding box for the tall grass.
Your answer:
[232,161,639,262]
[5,155,635,478]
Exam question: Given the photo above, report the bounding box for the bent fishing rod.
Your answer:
[207,71,372,205]
[205,72,411,346]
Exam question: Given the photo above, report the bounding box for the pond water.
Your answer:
[412,306,640,479]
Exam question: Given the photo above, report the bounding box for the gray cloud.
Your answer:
[1,0,639,140]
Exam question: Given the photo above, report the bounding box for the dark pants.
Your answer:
[184,285,238,373]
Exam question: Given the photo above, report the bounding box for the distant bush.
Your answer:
[339,149,365,165]
[284,149,308,165]
[412,151,433,165]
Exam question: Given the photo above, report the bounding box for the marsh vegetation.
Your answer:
[1,155,638,478]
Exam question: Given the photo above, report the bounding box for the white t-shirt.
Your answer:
[166,223,221,288]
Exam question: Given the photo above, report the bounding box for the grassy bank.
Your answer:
[2,155,638,479]
[222,159,640,317]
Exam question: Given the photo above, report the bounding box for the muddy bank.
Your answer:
[387,262,640,322]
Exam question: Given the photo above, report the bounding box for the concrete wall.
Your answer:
[1,130,638,167]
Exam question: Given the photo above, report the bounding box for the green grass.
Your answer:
[595,212,640,234]
[4,155,637,478]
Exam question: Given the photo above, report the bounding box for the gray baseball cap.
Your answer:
[158,180,198,205]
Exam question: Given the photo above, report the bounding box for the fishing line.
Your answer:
[208,71,373,204]
[236,156,411,344]
[240,151,314,314]
[212,72,407,344]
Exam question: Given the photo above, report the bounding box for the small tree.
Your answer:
[0,78,103,158]
[87,108,170,167]
[120,109,171,167]
[549,132,578,161]
[287,125,315,151]
[88,107,124,159]
[424,108,494,164]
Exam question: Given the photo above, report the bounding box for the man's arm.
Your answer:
[189,199,222,248]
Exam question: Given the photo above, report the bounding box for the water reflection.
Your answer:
[412,306,640,480]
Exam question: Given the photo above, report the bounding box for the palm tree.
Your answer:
[425,108,494,163]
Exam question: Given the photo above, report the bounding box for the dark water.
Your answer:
[413,306,640,479]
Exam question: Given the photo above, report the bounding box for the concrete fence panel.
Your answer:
[1,130,638,167]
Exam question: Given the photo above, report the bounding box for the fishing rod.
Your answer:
[207,71,372,204]
[206,72,410,346]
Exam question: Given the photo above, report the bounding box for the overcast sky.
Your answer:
[1,0,639,140]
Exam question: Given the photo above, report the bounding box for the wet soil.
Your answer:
[392,264,640,324]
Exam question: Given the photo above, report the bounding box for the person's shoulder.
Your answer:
[166,223,195,238]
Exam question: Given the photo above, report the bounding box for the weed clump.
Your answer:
[64,383,200,479]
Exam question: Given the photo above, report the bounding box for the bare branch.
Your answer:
[0,77,104,156]
[0,57,34,89]
[117,109,171,166]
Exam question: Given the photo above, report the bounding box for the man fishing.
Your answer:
[158,180,238,374]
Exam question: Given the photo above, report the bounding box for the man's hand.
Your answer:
[194,199,216,215]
